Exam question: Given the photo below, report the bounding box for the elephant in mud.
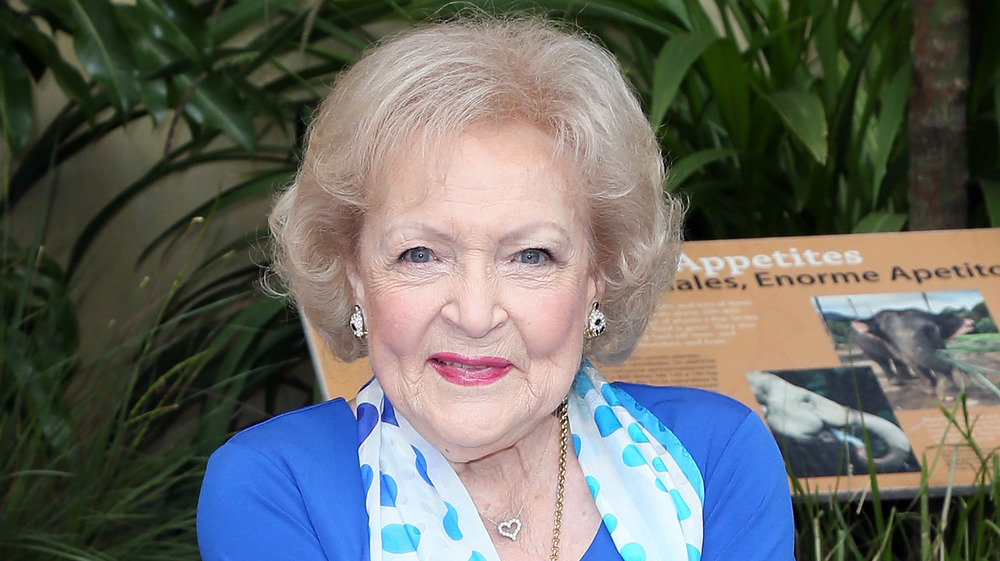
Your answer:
[850,309,974,398]
[746,371,915,477]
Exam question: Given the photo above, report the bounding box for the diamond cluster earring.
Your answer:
[585,302,606,339]
[350,305,367,339]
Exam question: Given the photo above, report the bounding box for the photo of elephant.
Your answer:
[746,367,920,479]
[813,290,1000,409]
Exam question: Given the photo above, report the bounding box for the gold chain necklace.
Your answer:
[479,400,569,561]
[480,409,558,541]
[550,400,569,561]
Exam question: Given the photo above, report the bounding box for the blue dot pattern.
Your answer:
[357,402,378,443]
[381,399,398,426]
[670,489,692,520]
[586,475,601,499]
[621,542,647,561]
[381,524,420,553]
[594,405,623,436]
[356,359,703,561]
[412,445,433,487]
[379,473,397,506]
[571,359,704,561]
[628,422,650,443]
[442,502,463,540]
[622,444,645,467]
[360,464,373,496]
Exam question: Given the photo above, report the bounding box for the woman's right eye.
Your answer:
[399,247,433,263]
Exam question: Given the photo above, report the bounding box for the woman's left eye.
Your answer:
[515,248,551,265]
[399,247,434,263]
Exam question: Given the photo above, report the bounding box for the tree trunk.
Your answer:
[909,0,969,229]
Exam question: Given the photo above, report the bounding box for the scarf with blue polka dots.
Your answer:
[356,359,704,561]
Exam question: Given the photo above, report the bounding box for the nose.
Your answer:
[440,262,508,338]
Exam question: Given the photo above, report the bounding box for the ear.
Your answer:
[345,258,367,307]
[586,270,606,305]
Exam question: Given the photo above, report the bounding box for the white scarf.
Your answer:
[356,359,704,560]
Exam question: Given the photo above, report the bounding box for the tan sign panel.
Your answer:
[309,228,1000,497]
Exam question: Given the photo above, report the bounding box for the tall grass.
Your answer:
[792,395,1000,560]
[0,218,309,559]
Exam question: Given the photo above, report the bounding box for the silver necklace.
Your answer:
[480,403,566,542]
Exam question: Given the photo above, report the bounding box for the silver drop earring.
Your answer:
[584,302,606,339]
[350,305,367,339]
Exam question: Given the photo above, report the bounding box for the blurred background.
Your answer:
[2,0,997,559]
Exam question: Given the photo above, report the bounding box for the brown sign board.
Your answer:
[307,229,1000,498]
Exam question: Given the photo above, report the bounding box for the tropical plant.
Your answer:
[1,0,998,559]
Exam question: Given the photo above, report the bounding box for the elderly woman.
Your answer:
[197,17,793,561]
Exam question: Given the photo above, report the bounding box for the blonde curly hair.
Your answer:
[268,17,683,365]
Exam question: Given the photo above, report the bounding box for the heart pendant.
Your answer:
[496,518,522,541]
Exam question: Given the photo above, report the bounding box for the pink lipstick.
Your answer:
[429,353,512,386]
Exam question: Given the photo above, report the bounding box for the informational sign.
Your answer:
[308,229,1000,497]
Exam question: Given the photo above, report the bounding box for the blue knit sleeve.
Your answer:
[197,440,328,561]
[616,384,795,561]
[196,400,369,561]
[698,408,794,561]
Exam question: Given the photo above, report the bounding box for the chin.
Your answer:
[423,410,523,459]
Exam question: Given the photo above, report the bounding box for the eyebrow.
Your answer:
[498,221,574,246]
[384,220,575,246]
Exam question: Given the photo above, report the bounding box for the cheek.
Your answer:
[516,291,588,353]
[364,286,439,358]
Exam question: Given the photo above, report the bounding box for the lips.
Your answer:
[429,353,513,386]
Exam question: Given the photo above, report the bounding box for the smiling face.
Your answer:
[349,121,600,462]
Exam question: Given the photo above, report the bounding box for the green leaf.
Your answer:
[140,168,292,263]
[137,0,207,69]
[117,0,254,148]
[666,147,738,191]
[183,72,256,151]
[700,39,751,149]
[650,32,716,130]
[981,179,1000,227]
[117,4,172,123]
[0,7,94,120]
[764,89,828,164]
[867,64,909,204]
[853,211,907,233]
[209,0,298,45]
[0,40,34,155]
[61,0,141,117]
[995,86,1000,149]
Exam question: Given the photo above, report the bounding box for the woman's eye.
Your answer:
[400,247,433,263]
[516,248,550,265]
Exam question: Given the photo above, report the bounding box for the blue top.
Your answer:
[197,383,794,560]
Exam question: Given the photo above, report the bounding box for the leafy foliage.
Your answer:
[1,0,998,559]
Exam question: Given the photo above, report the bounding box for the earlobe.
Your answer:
[588,273,606,303]
[345,260,366,305]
